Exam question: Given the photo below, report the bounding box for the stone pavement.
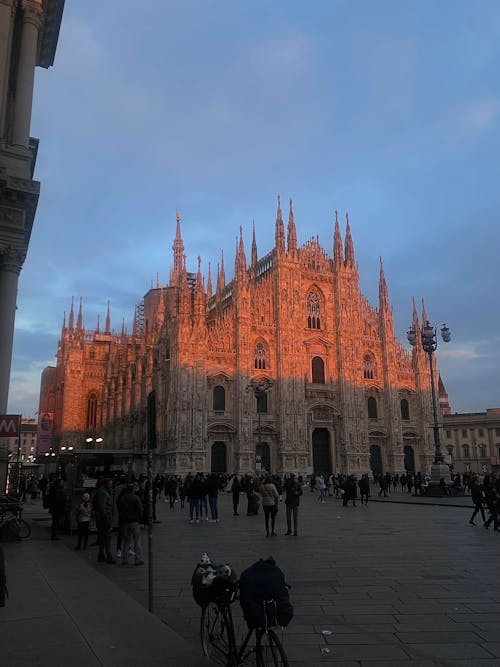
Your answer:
[77,489,499,667]
[3,489,500,667]
[0,509,208,667]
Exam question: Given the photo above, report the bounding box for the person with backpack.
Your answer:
[284,473,302,536]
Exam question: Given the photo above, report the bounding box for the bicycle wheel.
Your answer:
[14,518,31,539]
[200,602,234,665]
[256,628,289,667]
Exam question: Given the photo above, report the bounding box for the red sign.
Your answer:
[0,415,20,437]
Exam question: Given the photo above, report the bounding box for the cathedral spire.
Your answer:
[121,317,125,337]
[275,195,285,255]
[238,225,247,274]
[206,262,212,300]
[76,297,83,331]
[196,256,203,290]
[287,198,297,254]
[172,210,185,278]
[68,296,74,331]
[105,300,111,333]
[412,296,419,329]
[251,220,258,269]
[344,212,355,267]
[378,256,389,310]
[333,210,343,265]
[421,298,429,329]
[96,314,100,334]
[219,250,225,290]
[132,308,137,337]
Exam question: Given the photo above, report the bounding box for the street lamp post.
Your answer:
[246,379,273,474]
[407,319,451,496]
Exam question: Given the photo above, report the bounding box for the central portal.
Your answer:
[256,442,270,473]
[312,428,332,474]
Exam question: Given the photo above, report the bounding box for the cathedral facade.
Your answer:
[40,199,440,476]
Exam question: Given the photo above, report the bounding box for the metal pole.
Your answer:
[427,350,443,464]
[15,413,22,495]
[147,445,154,613]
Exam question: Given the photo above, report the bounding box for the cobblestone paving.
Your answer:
[74,491,500,667]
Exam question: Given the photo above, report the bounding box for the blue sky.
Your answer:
[9,0,500,417]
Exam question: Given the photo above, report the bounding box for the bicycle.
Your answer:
[200,578,289,666]
[0,510,31,539]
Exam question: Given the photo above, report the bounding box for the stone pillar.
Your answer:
[0,246,23,412]
[0,246,22,492]
[11,0,42,149]
[0,0,15,140]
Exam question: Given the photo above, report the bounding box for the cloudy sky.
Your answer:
[9,0,500,417]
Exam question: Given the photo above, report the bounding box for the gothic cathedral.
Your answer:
[40,198,439,476]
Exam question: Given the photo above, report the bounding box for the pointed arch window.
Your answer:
[363,355,375,380]
[213,385,225,412]
[307,291,321,329]
[254,342,267,370]
[367,396,378,420]
[400,399,410,421]
[87,393,98,430]
[311,356,325,384]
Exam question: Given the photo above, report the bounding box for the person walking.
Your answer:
[187,473,203,523]
[93,478,115,563]
[48,478,67,540]
[231,475,241,516]
[117,483,144,566]
[469,476,486,525]
[358,474,370,505]
[74,492,92,550]
[378,475,388,498]
[343,475,358,507]
[207,473,220,522]
[260,475,279,537]
[316,474,327,502]
[483,476,499,532]
[284,473,302,536]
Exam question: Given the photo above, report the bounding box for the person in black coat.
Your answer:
[469,475,486,525]
[48,479,67,540]
[231,475,241,516]
[358,474,370,505]
[284,474,302,535]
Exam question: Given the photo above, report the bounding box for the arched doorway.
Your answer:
[370,445,383,476]
[211,442,227,473]
[256,442,270,473]
[312,428,332,474]
[403,445,415,474]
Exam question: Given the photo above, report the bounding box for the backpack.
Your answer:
[191,561,237,608]
[239,557,293,629]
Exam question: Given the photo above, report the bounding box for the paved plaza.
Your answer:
[2,489,500,666]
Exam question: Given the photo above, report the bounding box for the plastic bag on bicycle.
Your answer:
[239,556,293,629]
[192,559,237,608]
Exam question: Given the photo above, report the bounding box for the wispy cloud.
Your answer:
[458,99,500,131]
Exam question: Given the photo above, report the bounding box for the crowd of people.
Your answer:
[11,467,499,563]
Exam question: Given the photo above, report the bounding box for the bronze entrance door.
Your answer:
[211,442,227,473]
[312,428,332,474]
[370,445,383,476]
[403,445,416,474]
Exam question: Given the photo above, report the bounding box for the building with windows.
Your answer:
[4,417,37,463]
[39,200,441,476]
[442,408,500,475]
[0,0,65,491]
